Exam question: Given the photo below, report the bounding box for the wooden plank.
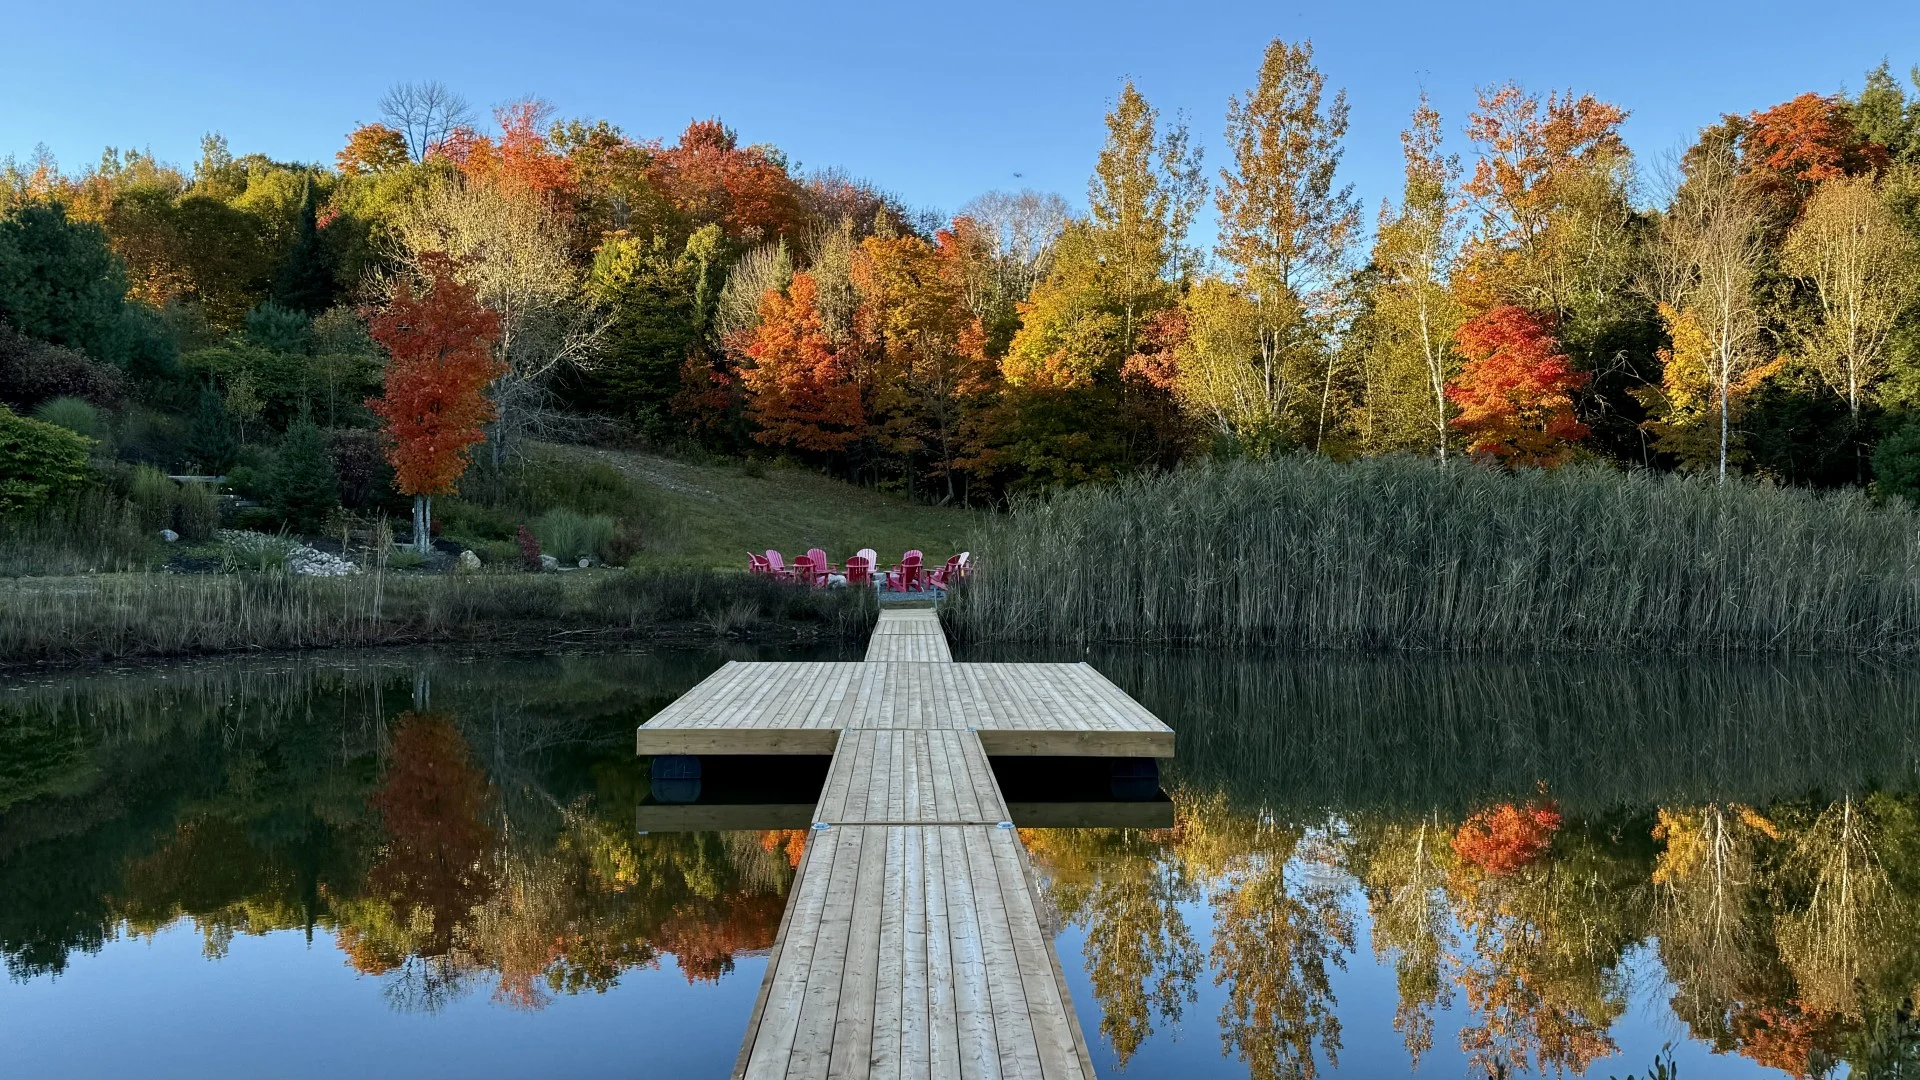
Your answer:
[636,728,842,756]
[902,825,932,1080]
[973,728,1175,759]
[924,826,960,1080]
[940,825,999,1080]
[965,827,1043,1080]
[814,729,1005,826]
[872,826,907,1080]
[636,803,817,832]
[989,828,1093,1080]
[827,825,888,1080]
[787,826,865,1078]
[741,827,837,1080]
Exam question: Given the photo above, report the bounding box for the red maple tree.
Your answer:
[1453,797,1563,875]
[368,253,504,550]
[649,119,802,242]
[741,273,864,453]
[1446,306,1590,467]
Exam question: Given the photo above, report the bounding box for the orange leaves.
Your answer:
[428,100,573,200]
[759,829,809,869]
[1743,94,1887,198]
[1465,84,1627,224]
[367,253,504,496]
[336,123,408,176]
[1451,797,1562,875]
[649,118,803,243]
[741,272,864,453]
[1119,306,1186,391]
[1445,306,1589,467]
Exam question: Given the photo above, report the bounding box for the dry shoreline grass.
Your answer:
[944,456,1920,654]
[0,568,877,668]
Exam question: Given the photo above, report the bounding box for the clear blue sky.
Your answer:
[6,0,1917,235]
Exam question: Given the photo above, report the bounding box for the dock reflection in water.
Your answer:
[3,647,1918,1077]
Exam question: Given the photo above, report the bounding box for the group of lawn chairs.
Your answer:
[747,548,971,592]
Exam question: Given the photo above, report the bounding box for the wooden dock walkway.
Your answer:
[635,607,1174,1080]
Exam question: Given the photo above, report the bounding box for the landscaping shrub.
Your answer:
[322,427,389,509]
[173,482,219,542]
[533,509,616,562]
[479,539,520,566]
[115,404,188,468]
[516,524,542,569]
[128,465,180,532]
[0,405,91,515]
[32,396,109,446]
[386,548,426,570]
[217,530,296,572]
[0,322,127,410]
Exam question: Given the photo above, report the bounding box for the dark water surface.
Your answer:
[4,647,1918,1079]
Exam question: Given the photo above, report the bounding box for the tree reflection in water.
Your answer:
[8,648,1920,1077]
[0,650,811,1017]
[1006,649,1920,1079]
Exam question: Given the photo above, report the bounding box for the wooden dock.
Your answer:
[635,607,1174,1080]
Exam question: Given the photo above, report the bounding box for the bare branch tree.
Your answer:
[959,188,1072,302]
[380,80,474,161]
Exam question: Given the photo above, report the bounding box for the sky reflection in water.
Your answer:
[4,647,1917,1078]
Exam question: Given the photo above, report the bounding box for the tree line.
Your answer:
[7,49,1920,512]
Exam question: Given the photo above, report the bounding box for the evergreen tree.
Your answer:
[0,203,131,364]
[584,233,701,436]
[272,178,337,314]
[269,418,340,532]
[186,384,238,474]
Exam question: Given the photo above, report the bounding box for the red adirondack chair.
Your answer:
[748,552,773,577]
[765,550,796,582]
[929,551,969,589]
[844,553,874,586]
[886,550,925,592]
[805,548,834,586]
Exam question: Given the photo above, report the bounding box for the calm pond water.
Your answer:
[4,646,1918,1079]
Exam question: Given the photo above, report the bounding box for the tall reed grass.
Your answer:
[944,456,1920,653]
[0,488,154,576]
[0,568,876,666]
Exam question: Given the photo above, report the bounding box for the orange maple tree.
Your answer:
[368,253,504,549]
[1445,306,1590,467]
[741,273,864,453]
[1464,85,1628,237]
[427,101,572,200]
[336,123,409,176]
[1741,93,1887,213]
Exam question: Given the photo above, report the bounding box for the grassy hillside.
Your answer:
[572,447,979,570]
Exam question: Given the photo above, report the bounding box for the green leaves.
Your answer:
[0,405,92,516]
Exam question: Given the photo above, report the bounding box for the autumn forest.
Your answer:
[8,42,1920,525]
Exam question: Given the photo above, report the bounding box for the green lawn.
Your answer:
[567,447,980,571]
